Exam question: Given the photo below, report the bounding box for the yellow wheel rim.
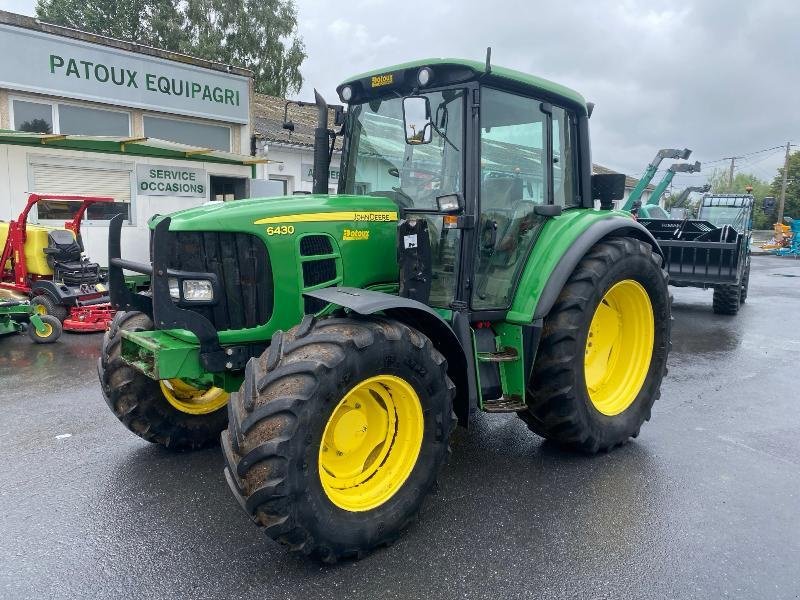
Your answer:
[36,323,53,337]
[319,375,424,512]
[159,379,229,415]
[34,304,47,316]
[584,279,654,416]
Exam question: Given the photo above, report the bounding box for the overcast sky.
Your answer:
[3,0,799,188]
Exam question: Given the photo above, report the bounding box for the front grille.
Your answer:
[300,235,333,256]
[166,231,273,330]
[302,258,337,287]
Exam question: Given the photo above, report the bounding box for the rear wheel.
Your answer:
[740,256,751,303]
[27,315,62,343]
[713,283,740,315]
[222,315,455,562]
[519,237,671,453]
[31,294,68,322]
[98,311,228,451]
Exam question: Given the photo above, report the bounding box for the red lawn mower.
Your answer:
[0,193,116,332]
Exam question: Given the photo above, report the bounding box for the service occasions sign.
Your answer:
[137,165,207,197]
[0,23,249,123]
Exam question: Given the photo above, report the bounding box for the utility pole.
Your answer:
[728,156,735,187]
[777,141,791,224]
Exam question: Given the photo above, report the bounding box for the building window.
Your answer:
[12,99,53,133]
[58,104,130,136]
[11,97,131,136]
[143,115,231,151]
[30,160,133,223]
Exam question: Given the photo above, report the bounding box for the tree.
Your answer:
[769,151,800,224]
[183,0,305,97]
[35,0,305,96]
[35,0,184,49]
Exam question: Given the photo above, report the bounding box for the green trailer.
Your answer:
[99,56,672,561]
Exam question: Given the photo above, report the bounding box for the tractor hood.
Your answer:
[149,194,400,232]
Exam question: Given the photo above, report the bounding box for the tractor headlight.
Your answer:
[340,85,353,102]
[182,279,214,302]
[417,67,433,87]
[168,277,180,300]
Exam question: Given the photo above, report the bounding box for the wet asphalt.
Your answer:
[1,255,799,600]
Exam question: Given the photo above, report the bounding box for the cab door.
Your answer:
[472,88,579,309]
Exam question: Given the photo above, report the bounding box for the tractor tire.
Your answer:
[713,284,740,315]
[27,315,62,343]
[740,256,751,303]
[519,237,671,453]
[98,310,228,451]
[222,315,456,562]
[31,294,68,322]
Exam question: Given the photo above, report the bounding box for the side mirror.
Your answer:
[334,106,346,127]
[763,196,776,213]
[403,96,432,145]
[591,173,627,209]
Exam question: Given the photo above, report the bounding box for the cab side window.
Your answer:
[552,106,580,207]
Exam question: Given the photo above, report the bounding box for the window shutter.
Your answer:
[30,162,132,204]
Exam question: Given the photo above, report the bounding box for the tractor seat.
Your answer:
[44,229,101,285]
[44,229,82,264]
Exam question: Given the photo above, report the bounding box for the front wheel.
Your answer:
[27,315,62,343]
[98,311,228,451]
[222,315,455,562]
[519,237,671,453]
[712,283,740,315]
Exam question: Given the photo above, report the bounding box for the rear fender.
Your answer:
[508,213,663,323]
[304,287,474,427]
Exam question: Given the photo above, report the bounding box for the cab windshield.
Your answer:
[340,90,465,210]
[698,205,749,230]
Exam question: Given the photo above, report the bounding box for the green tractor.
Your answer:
[100,57,671,561]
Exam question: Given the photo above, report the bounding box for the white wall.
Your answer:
[255,144,341,195]
[0,144,251,265]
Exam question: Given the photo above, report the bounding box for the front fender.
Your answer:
[304,287,473,426]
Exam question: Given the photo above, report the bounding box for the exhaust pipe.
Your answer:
[312,89,330,195]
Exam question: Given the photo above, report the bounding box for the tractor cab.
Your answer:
[697,194,754,232]
[335,59,620,313]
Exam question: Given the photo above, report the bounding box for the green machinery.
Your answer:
[100,56,672,561]
[622,147,692,211]
[636,165,703,219]
[645,161,702,207]
[0,298,62,343]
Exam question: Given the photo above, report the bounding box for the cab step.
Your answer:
[482,396,528,413]
[476,347,518,363]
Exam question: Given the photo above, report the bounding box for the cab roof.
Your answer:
[339,58,587,113]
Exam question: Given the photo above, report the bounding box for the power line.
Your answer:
[698,143,795,166]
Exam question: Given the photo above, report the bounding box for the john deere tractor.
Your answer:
[100,57,671,561]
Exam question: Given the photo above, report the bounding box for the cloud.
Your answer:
[295,0,800,185]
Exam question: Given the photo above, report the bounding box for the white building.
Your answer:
[0,10,261,265]
[250,93,342,196]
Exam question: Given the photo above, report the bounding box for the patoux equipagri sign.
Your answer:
[0,23,249,124]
